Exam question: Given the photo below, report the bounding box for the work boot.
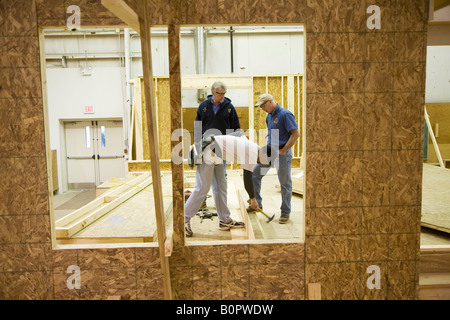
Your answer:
[219,219,245,231]
[279,214,289,224]
[185,221,193,237]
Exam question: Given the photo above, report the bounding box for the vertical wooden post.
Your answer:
[137,0,172,300]
[308,283,321,300]
[168,23,185,247]
[425,106,445,168]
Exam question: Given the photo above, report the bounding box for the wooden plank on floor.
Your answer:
[55,172,150,228]
[419,273,450,300]
[422,164,450,233]
[228,171,255,240]
[56,177,153,238]
[70,174,173,241]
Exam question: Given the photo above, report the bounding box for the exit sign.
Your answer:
[84,106,94,113]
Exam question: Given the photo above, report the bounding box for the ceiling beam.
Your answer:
[101,0,140,32]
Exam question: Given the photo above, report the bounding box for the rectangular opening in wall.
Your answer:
[40,27,159,248]
[41,23,306,248]
[178,25,306,244]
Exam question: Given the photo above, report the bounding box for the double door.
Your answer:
[65,120,125,188]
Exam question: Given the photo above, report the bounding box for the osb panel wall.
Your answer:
[305,0,427,299]
[0,0,427,300]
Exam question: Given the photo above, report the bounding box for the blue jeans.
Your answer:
[252,148,292,216]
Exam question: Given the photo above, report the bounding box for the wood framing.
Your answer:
[425,106,444,168]
[233,186,256,240]
[55,172,152,238]
[128,74,303,166]
[137,0,172,300]
[0,0,432,301]
[422,163,450,233]
[101,0,139,32]
[168,23,185,247]
[307,283,321,300]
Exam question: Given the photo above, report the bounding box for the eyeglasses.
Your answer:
[214,91,226,96]
[259,101,269,109]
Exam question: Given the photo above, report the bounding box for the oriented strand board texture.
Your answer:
[305,0,427,300]
[0,0,427,300]
[170,243,304,299]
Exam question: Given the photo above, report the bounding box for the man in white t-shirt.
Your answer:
[185,133,269,237]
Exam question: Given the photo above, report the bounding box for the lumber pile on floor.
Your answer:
[229,172,255,240]
[421,164,450,234]
[55,172,152,240]
[419,247,450,300]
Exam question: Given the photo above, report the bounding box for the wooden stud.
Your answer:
[288,75,295,113]
[137,0,173,300]
[297,75,301,157]
[165,230,174,257]
[134,79,144,160]
[39,29,56,248]
[248,80,255,142]
[425,106,445,168]
[168,24,185,248]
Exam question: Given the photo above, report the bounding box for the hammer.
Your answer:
[247,200,275,223]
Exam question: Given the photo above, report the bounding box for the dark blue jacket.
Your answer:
[194,95,241,141]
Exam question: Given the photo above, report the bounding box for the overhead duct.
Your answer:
[229,26,234,73]
[196,26,207,102]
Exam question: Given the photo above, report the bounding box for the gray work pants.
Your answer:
[185,162,231,223]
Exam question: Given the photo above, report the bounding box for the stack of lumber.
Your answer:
[55,172,152,241]
[421,164,450,234]
[419,247,450,300]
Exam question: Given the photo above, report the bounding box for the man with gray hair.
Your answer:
[189,81,241,236]
[195,81,241,137]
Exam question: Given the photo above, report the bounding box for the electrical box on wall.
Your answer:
[81,66,92,76]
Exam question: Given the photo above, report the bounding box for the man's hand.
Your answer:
[279,129,299,156]
[249,198,259,210]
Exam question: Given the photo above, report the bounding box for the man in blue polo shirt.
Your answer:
[252,94,300,224]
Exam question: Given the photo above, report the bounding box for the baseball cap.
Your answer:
[255,93,274,107]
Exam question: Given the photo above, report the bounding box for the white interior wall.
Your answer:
[205,32,304,75]
[425,45,450,103]
[46,67,126,192]
[44,26,449,192]
[44,28,305,192]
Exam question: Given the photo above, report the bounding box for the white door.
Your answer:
[65,120,125,189]
[96,120,126,183]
